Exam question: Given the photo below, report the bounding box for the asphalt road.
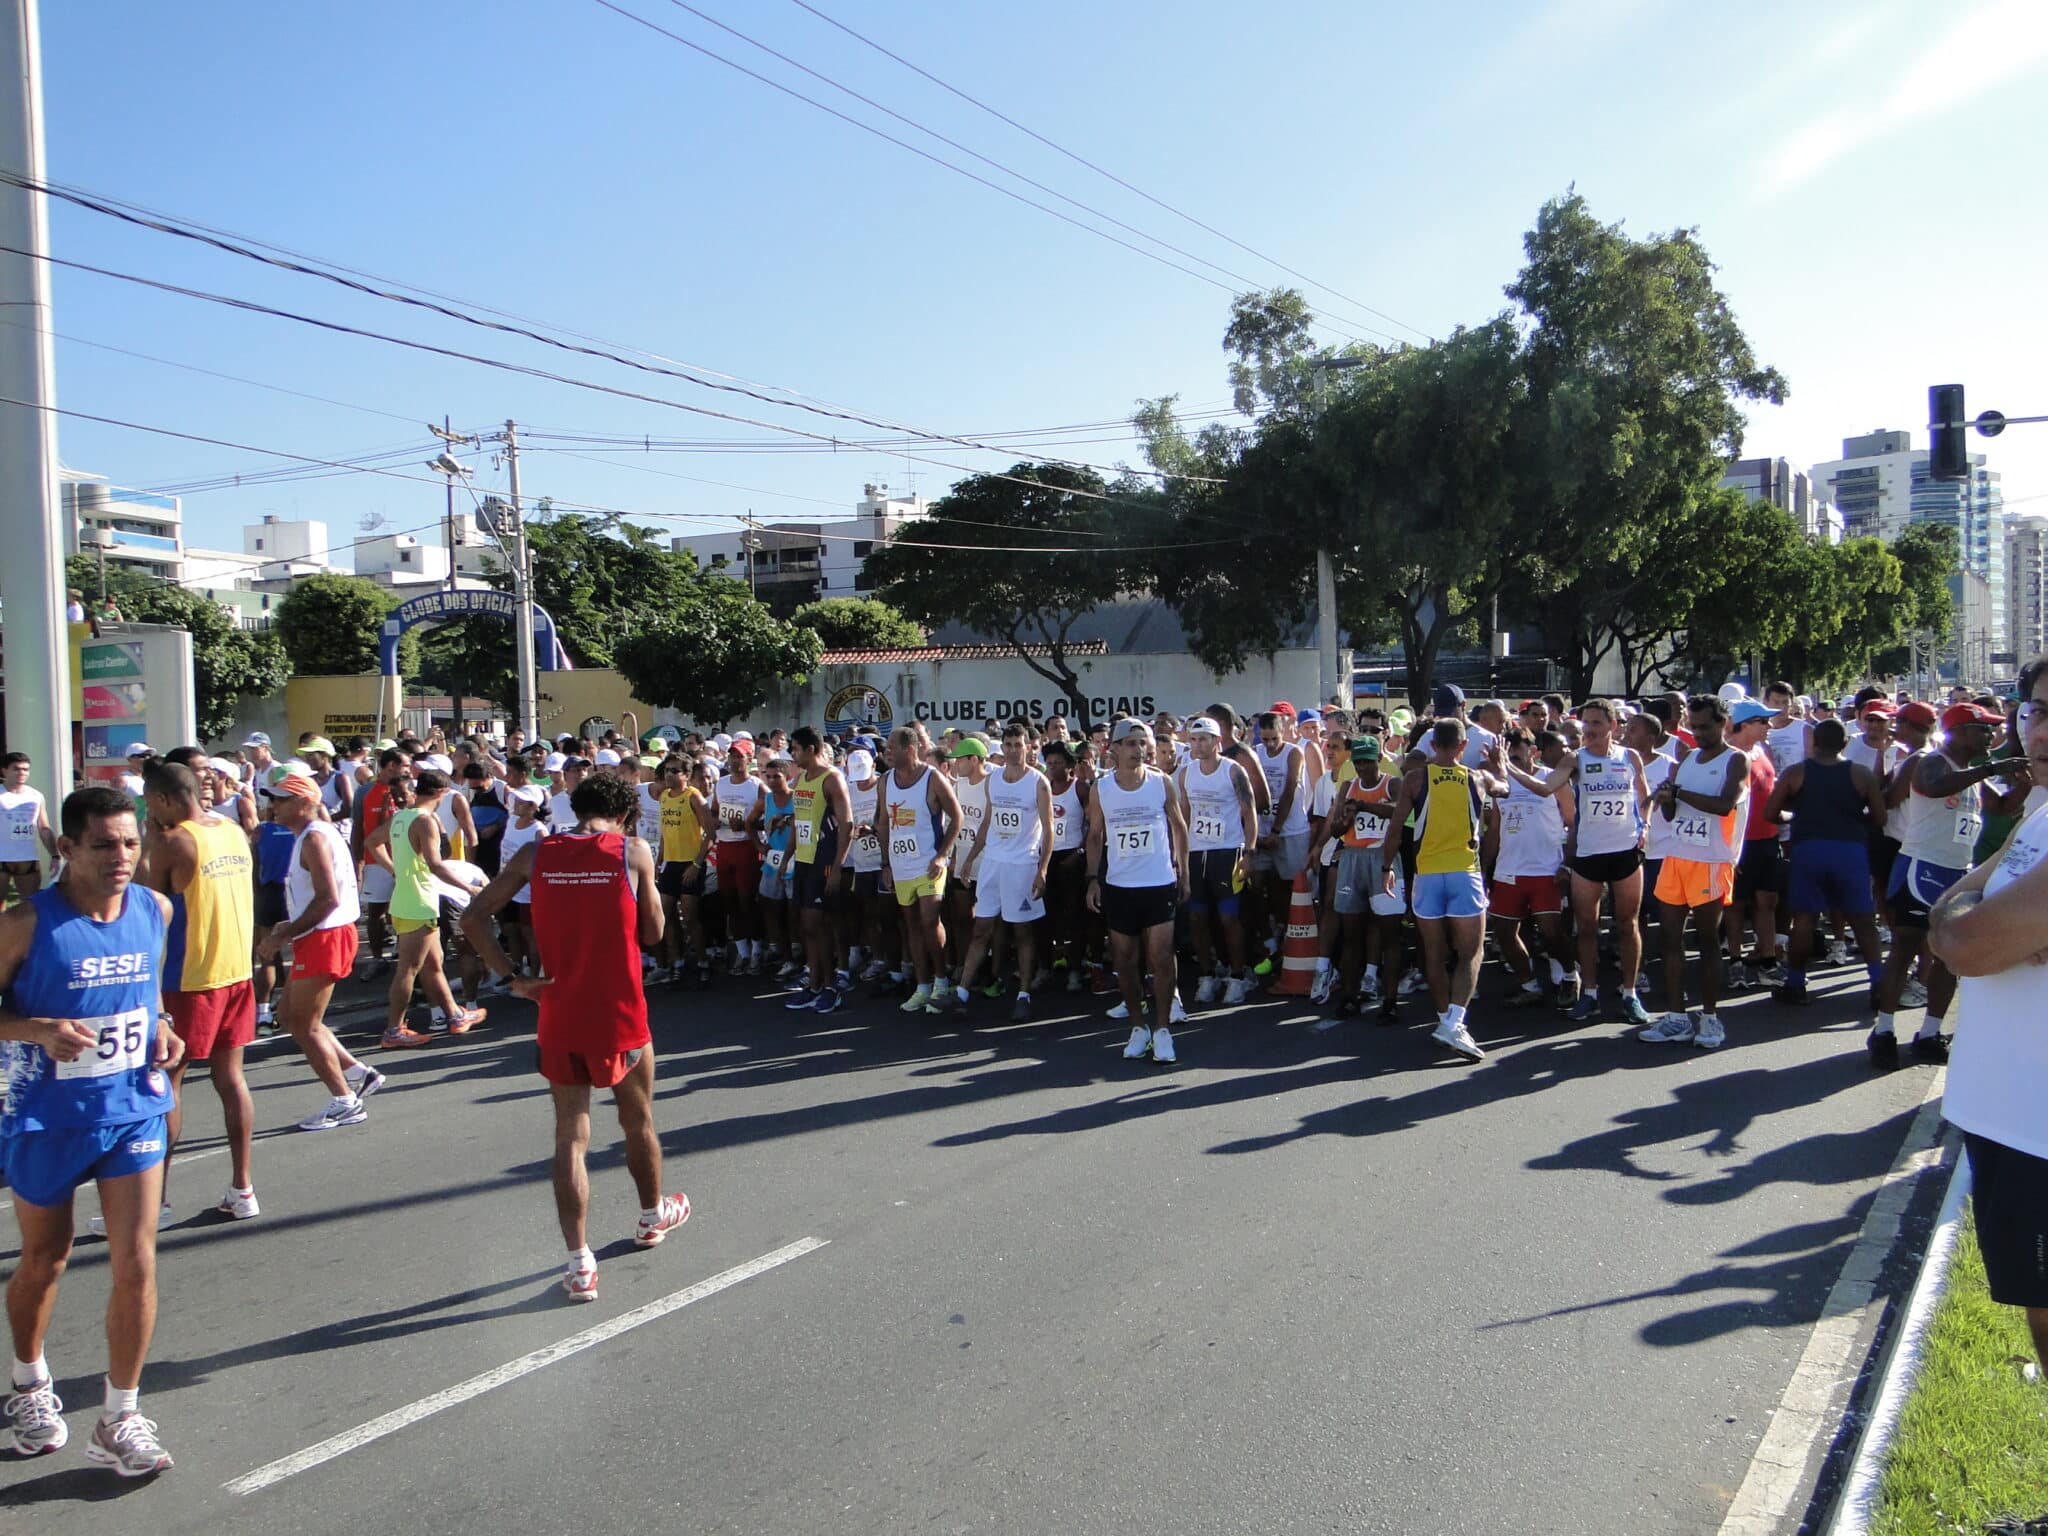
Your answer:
[0,956,1938,1535]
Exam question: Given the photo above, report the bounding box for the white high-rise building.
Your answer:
[2006,514,2048,666]
[1810,428,2006,650]
[60,469,184,582]
[669,483,930,600]
[244,514,331,579]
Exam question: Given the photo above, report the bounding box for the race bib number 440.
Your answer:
[54,1007,150,1080]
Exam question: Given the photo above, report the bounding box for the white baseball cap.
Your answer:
[733,729,754,741]
[845,749,875,779]
[713,732,733,750]
[1716,682,1747,704]
[508,784,545,807]
[542,751,567,772]
[594,748,622,765]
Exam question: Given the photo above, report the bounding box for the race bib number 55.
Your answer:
[54,1007,150,1080]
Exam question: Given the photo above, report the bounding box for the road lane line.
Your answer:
[224,1236,829,1496]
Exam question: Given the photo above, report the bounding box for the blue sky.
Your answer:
[36,0,2048,570]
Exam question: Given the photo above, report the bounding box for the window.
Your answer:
[254,538,264,550]
[853,541,873,558]
[400,550,412,564]
[711,553,727,567]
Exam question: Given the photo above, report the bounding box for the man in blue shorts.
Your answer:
[1762,718,1890,1007]
[0,785,183,1475]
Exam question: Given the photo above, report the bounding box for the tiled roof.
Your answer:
[818,640,1111,665]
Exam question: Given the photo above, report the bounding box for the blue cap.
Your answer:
[1729,700,1775,726]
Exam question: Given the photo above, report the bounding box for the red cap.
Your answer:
[1897,701,1938,729]
[1859,699,1895,718]
[1267,701,1296,717]
[1940,702,2004,731]
[730,738,756,757]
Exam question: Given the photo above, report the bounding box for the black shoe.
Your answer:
[1911,1033,1951,1065]
[1867,1031,1900,1071]
[1375,997,1402,1026]
[1010,993,1032,1023]
[1773,984,1811,1007]
[782,988,817,1011]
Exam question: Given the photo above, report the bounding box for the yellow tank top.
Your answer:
[389,808,440,923]
[168,815,254,992]
[792,769,832,865]
[1415,762,1483,876]
[659,788,705,863]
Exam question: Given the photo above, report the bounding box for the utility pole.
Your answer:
[0,0,72,788]
[1311,357,1368,710]
[501,419,537,742]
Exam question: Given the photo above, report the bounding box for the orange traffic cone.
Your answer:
[1272,871,1321,996]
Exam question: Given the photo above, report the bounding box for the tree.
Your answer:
[273,572,419,677]
[524,515,714,669]
[790,596,925,651]
[613,575,821,725]
[861,466,1129,728]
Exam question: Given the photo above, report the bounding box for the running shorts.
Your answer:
[393,913,437,936]
[254,880,288,930]
[1867,832,1901,887]
[791,858,835,912]
[290,925,359,983]
[0,860,38,875]
[1489,873,1563,920]
[1734,838,1787,902]
[851,869,882,900]
[1101,880,1176,937]
[1334,846,1395,917]
[361,861,395,905]
[893,869,946,908]
[1886,856,1966,930]
[1655,857,1734,909]
[973,861,1046,924]
[1412,870,1487,920]
[2,1115,169,1209]
[1963,1132,2048,1308]
[713,839,760,898]
[1786,839,1874,916]
[167,979,257,1062]
[536,1042,647,1090]
[1185,847,1244,917]
[657,860,704,899]
[1251,832,1310,882]
[1567,848,1642,886]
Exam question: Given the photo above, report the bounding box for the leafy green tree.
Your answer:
[273,572,419,676]
[613,576,820,725]
[790,596,925,651]
[525,516,713,668]
[861,466,1129,727]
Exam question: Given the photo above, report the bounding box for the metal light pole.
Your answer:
[1311,357,1368,709]
[0,0,72,787]
[501,419,537,742]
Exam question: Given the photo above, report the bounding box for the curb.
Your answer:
[1822,1149,1973,1536]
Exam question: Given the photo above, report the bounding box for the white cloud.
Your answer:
[1760,0,2048,195]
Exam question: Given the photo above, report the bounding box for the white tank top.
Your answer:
[1255,742,1308,837]
[0,786,44,862]
[883,766,938,880]
[317,768,349,818]
[846,780,883,873]
[1573,746,1641,858]
[1495,778,1566,880]
[1179,758,1245,852]
[1844,737,1906,779]
[287,820,361,931]
[1666,747,1744,865]
[1097,769,1174,888]
[1049,781,1084,852]
[984,767,1044,866]
[501,817,545,904]
[1948,800,2048,1157]
[1766,720,1808,776]
[951,771,990,876]
[1641,753,1681,861]
[713,775,761,843]
[1895,751,1980,867]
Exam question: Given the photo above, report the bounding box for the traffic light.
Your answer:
[1930,383,1969,481]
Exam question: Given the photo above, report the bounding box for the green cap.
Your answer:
[1347,735,1380,759]
[375,738,397,751]
[301,736,337,757]
[638,754,662,770]
[949,737,990,759]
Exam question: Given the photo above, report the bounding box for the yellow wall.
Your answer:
[285,671,657,744]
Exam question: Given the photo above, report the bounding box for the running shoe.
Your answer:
[1901,979,1929,1009]
[85,1412,172,1478]
[1108,1000,1133,1021]
[1222,976,1256,1006]
[634,1192,692,1248]
[1252,956,1275,978]
[563,1265,598,1303]
[3,1377,66,1457]
[1757,960,1787,988]
[833,970,854,994]
[1736,963,1759,990]
[950,988,971,1018]
[1620,993,1653,1027]
[381,1023,433,1050]
[216,1187,260,1221]
[298,1094,367,1132]
[1066,969,1087,993]
[344,1064,387,1101]
[729,952,749,977]
[1151,1024,1177,1063]
[1358,977,1382,1009]
[1121,1024,1154,1059]
[980,981,1005,999]
[1168,996,1188,1025]
[1193,975,1221,1005]
[696,964,713,987]
[1567,996,1601,1024]
[1507,981,1547,1008]
[446,1008,487,1035]
[1010,993,1032,1023]
[900,984,932,1014]
[1308,968,1336,1005]
[1693,1013,1726,1051]
[1398,968,1427,998]
[858,958,887,983]
[1638,1011,1697,1045]
[1867,1030,1900,1070]
[1911,1032,1951,1065]
[1825,939,1851,968]
[1430,1019,1485,1061]
[1554,974,1581,1009]
[775,960,801,982]
[1772,982,1811,1007]
[811,988,843,1015]
[783,988,817,1011]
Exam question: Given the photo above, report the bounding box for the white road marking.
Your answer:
[224,1236,829,1496]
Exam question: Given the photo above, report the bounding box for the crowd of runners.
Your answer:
[3,663,2046,1476]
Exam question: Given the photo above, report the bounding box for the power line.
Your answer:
[784,0,1436,345]
[2,167,1225,485]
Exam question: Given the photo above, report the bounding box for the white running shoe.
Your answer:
[1108,1001,1132,1021]
[1194,975,1221,1005]
[1638,1011,1697,1044]
[1825,939,1851,968]
[1694,1013,1726,1050]
[1222,976,1255,1006]
[1900,979,1929,1009]
[216,1187,260,1221]
[1398,968,1427,998]
[1169,995,1188,1025]
[1121,1024,1153,1059]
[3,1377,66,1457]
[563,1265,598,1303]
[298,1094,367,1131]
[344,1064,387,1101]
[84,1412,172,1477]
[900,984,932,1014]
[1431,1019,1485,1061]
[1150,1025,1177,1063]
[1308,967,1336,1005]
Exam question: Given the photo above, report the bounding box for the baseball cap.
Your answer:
[543,751,567,771]
[1110,718,1154,742]
[207,756,240,779]
[845,750,875,779]
[638,754,662,770]
[730,739,755,757]
[1266,701,1297,717]
[1729,700,1775,726]
[241,731,271,748]
[375,738,397,751]
[1897,701,1938,728]
[125,742,154,758]
[508,784,545,808]
[1348,735,1381,760]
[1430,682,1465,714]
[1298,708,1321,725]
[1859,700,1895,719]
[300,736,337,757]
[1716,682,1748,704]
[733,730,754,741]
[1941,702,2003,730]
[713,733,732,750]
[594,748,622,766]
[258,773,318,802]
[1186,717,1221,738]
[949,737,990,759]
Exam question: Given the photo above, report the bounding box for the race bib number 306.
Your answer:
[54,1007,150,1081]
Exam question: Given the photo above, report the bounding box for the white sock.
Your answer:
[1918,1013,1945,1040]
[12,1355,46,1389]
[1446,1003,1468,1029]
[567,1245,594,1272]
[1314,956,1331,973]
[1548,959,1566,985]
[102,1379,138,1422]
[956,985,971,1002]
[639,1206,664,1226]
[1017,990,1030,1002]
[1873,1012,1896,1037]
[1365,964,1379,982]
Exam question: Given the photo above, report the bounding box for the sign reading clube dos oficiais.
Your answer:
[843,684,1158,725]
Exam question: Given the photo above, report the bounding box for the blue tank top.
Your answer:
[0,884,174,1133]
[255,820,297,885]
[1787,758,1870,844]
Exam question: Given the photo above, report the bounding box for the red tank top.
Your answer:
[529,829,648,1051]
